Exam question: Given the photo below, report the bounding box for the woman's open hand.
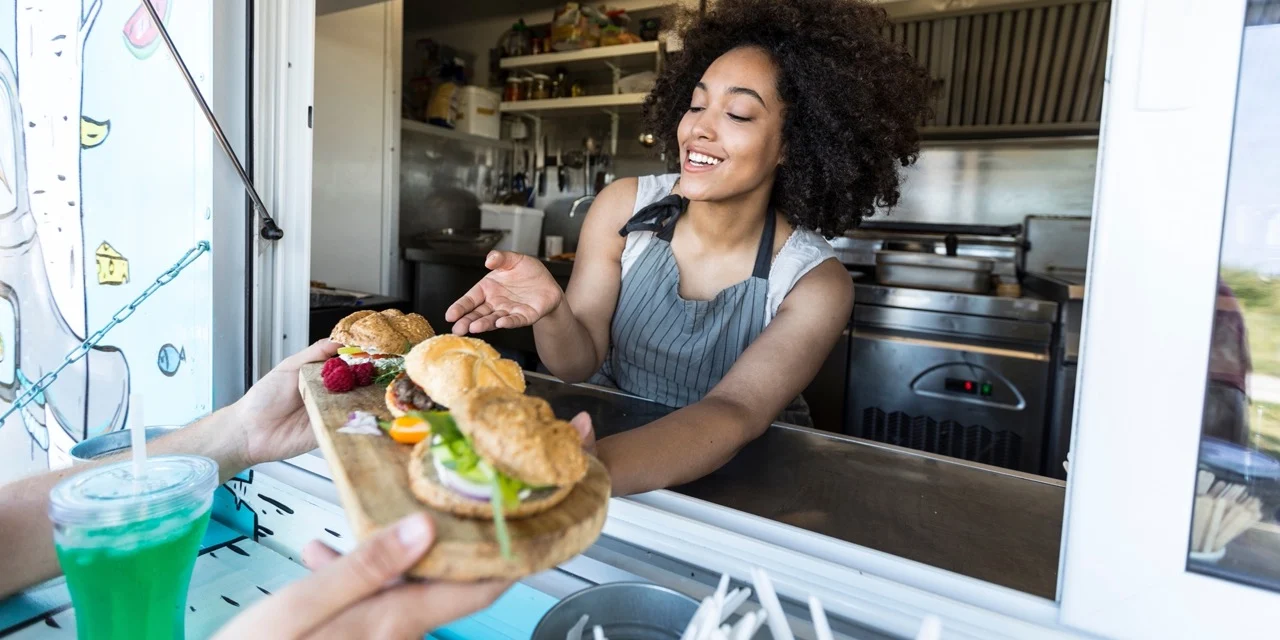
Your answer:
[445,251,563,335]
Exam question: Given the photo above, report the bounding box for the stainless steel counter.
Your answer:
[525,375,1065,600]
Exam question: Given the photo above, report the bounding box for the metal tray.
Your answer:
[875,250,995,294]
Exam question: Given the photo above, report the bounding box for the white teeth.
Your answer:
[688,151,722,166]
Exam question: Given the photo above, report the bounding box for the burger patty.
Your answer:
[393,376,438,412]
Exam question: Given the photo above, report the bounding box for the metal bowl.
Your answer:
[69,426,184,464]
[532,582,700,640]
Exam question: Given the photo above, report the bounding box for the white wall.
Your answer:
[311,0,400,295]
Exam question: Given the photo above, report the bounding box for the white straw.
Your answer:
[751,568,794,640]
[808,595,834,640]
[130,394,147,483]
[915,616,943,640]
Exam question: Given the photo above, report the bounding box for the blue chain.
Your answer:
[0,241,212,427]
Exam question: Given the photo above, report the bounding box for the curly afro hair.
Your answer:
[644,0,932,237]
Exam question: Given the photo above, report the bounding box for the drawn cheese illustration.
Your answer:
[95,241,129,285]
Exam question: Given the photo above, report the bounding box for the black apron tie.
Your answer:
[619,193,688,238]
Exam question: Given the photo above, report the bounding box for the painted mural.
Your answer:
[0,0,215,483]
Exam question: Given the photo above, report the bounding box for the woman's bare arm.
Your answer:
[533,178,637,382]
[596,259,854,495]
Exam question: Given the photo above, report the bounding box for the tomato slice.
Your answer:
[389,416,429,444]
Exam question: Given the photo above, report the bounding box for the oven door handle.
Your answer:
[850,328,1049,362]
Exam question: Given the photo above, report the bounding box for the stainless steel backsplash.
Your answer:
[399,128,510,240]
[876,138,1099,227]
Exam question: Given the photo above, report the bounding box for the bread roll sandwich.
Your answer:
[385,334,525,417]
[330,309,434,383]
[408,387,589,558]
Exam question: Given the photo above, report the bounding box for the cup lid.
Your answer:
[49,455,219,527]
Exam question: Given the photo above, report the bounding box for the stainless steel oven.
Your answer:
[844,284,1057,474]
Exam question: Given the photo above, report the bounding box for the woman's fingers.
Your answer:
[305,580,513,640]
[222,513,434,639]
[467,309,510,334]
[484,250,523,272]
[445,285,492,324]
[570,412,597,454]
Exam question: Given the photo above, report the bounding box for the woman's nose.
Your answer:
[689,111,715,141]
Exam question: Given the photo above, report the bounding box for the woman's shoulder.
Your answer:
[766,228,845,319]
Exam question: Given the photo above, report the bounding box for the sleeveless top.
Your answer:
[589,174,836,427]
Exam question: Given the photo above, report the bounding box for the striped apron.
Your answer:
[591,193,813,427]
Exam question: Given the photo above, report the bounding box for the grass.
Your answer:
[1222,268,1280,378]
[1217,270,1280,458]
[1251,401,1280,458]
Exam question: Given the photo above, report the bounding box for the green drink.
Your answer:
[49,455,219,640]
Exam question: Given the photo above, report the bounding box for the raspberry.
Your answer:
[322,357,348,377]
[322,359,355,393]
[351,362,375,387]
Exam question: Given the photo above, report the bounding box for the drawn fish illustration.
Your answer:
[157,343,186,377]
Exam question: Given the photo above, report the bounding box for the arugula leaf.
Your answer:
[489,482,513,560]
[416,411,463,443]
[373,368,401,387]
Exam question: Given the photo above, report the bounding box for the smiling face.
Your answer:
[677,46,786,204]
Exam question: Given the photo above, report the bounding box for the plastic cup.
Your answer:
[48,455,219,640]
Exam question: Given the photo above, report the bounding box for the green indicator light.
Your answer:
[980,383,993,397]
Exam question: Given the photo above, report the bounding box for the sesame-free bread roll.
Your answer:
[402,335,525,409]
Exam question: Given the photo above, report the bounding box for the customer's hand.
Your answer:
[446,251,564,335]
[231,339,339,467]
[211,513,510,640]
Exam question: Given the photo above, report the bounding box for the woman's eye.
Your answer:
[728,113,752,123]
[688,106,706,113]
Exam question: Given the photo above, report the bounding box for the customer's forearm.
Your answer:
[532,301,603,383]
[0,411,248,598]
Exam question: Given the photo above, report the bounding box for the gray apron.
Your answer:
[590,193,813,427]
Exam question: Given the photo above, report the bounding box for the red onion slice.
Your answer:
[433,454,493,502]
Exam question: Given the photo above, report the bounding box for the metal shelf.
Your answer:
[400,118,512,149]
[498,41,661,75]
[498,93,648,115]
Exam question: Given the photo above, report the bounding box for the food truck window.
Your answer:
[1187,8,1280,592]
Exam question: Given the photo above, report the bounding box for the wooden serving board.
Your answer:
[298,362,611,581]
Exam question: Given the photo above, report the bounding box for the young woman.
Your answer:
[447,0,932,496]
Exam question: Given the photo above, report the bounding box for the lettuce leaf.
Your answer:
[417,410,522,559]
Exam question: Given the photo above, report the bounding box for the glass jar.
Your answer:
[520,77,534,101]
[552,68,570,98]
[504,77,523,101]
[531,74,551,100]
[571,80,586,98]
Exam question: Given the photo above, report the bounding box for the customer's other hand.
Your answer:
[211,513,509,639]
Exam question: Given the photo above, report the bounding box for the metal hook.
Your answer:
[143,0,284,241]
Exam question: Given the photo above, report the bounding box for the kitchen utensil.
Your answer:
[298,365,610,580]
[557,146,568,192]
[537,135,547,197]
[639,132,657,148]
[875,251,995,294]
[531,582,700,640]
